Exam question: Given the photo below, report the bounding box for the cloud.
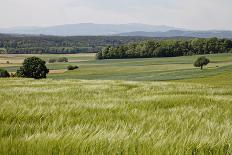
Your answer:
[0,0,232,30]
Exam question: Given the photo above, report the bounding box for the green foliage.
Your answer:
[57,57,68,62]
[194,56,210,69]
[0,69,10,77]
[0,48,7,54]
[49,57,68,63]
[0,35,152,54]
[97,38,232,59]
[67,65,79,70]
[16,57,49,79]
[48,58,57,63]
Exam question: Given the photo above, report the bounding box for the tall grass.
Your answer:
[1,78,232,154]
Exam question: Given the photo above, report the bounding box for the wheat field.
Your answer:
[1,74,232,154]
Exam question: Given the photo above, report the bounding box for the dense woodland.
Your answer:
[97,38,232,59]
[0,34,156,54]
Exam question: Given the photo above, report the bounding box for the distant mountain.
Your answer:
[0,23,181,36]
[0,23,232,38]
[118,30,232,38]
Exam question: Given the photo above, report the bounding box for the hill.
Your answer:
[1,23,232,38]
[0,23,179,36]
[118,30,232,38]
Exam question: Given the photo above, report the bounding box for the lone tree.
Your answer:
[17,57,49,79]
[194,56,210,70]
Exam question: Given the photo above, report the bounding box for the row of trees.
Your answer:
[48,57,68,63]
[97,38,232,59]
[4,47,85,54]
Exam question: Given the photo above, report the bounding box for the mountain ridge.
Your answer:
[0,23,232,38]
[118,30,232,38]
[0,23,182,36]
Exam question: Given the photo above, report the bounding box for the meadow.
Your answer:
[1,53,232,81]
[1,53,232,154]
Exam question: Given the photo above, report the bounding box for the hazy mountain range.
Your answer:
[0,23,232,38]
[118,30,232,38]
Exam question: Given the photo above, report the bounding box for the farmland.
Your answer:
[1,53,232,81]
[0,53,232,154]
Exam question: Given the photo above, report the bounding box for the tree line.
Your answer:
[0,34,155,54]
[97,38,232,59]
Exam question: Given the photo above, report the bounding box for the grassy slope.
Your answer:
[1,74,232,154]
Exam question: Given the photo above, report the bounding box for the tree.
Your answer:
[16,57,49,79]
[194,56,210,70]
[67,65,79,70]
[0,69,10,78]
[48,58,57,63]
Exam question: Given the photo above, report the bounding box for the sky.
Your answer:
[0,0,232,30]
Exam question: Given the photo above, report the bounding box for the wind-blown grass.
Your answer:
[1,76,232,154]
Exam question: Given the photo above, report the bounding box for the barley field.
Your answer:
[1,72,232,154]
[1,53,232,154]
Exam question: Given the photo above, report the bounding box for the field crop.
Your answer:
[1,53,232,154]
[0,73,232,154]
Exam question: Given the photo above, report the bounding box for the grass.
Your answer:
[1,53,232,154]
[47,53,232,81]
[0,53,95,71]
[1,53,232,81]
[1,74,232,154]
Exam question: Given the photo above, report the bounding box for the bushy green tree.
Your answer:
[67,65,79,70]
[194,56,210,70]
[48,58,57,63]
[0,69,10,78]
[16,57,49,79]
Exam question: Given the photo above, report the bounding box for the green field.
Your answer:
[1,53,232,81]
[1,53,232,154]
[1,73,232,154]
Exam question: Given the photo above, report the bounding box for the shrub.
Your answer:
[57,57,68,62]
[6,61,10,64]
[194,56,210,70]
[48,58,57,63]
[16,57,49,79]
[0,69,10,78]
[229,49,232,53]
[67,65,79,70]
[10,73,17,77]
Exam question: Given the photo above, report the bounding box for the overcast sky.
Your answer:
[0,0,231,30]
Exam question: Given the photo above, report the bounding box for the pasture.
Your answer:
[1,53,232,81]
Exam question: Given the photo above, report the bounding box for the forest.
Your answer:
[97,38,232,59]
[0,34,156,54]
